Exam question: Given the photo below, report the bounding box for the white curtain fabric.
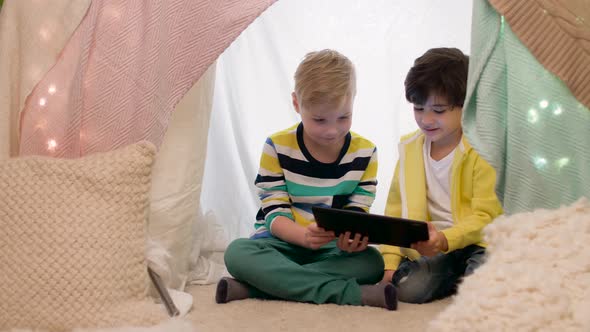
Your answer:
[149,64,220,288]
[201,0,473,242]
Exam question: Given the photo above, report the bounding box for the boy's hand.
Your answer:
[382,270,395,284]
[411,222,448,257]
[337,231,368,253]
[304,223,336,250]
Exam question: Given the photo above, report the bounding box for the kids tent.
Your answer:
[0,0,588,330]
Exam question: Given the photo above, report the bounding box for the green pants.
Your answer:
[224,237,384,305]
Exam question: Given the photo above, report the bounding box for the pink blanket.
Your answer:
[19,0,275,157]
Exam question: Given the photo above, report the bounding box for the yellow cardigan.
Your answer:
[380,130,503,270]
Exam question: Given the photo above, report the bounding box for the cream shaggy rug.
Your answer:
[10,198,590,331]
[430,198,590,331]
[183,284,451,332]
[4,284,450,332]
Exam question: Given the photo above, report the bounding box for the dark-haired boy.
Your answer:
[380,48,503,303]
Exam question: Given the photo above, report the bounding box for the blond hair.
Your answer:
[294,49,356,108]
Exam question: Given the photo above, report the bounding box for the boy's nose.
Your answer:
[421,112,435,125]
[325,126,339,137]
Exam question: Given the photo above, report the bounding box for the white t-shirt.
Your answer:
[423,139,456,231]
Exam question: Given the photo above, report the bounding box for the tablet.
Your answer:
[312,206,429,248]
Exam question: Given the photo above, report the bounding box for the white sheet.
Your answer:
[149,64,226,288]
[201,0,473,241]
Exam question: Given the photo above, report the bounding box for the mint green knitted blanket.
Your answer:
[463,0,590,214]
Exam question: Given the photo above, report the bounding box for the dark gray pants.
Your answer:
[391,245,486,303]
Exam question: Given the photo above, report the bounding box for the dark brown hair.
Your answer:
[404,48,469,106]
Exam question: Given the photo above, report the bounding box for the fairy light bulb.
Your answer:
[527,108,539,123]
[35,120,47,129]
[556,157,569,169]
[539,100,549,109]
[533,156,547,170]
[39,98,47,107]
[48,84,57,95]
[47,139,58,152]
[39,28,50,41]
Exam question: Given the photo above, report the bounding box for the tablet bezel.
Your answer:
[312,206,429,247]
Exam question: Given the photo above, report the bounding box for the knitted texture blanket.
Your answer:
[463,0,590,215]
[490,0,590,109]
[16,0,275,158]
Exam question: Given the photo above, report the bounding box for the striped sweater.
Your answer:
[252,122,378,238]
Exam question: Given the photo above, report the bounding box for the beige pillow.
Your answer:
[0,141,167,330]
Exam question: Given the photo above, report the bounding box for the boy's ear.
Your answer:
[292,92,301,114]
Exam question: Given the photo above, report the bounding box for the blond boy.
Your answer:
[216,49,396,310]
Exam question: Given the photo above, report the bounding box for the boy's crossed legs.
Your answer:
[217,237,397,310]
[392,245,486,303]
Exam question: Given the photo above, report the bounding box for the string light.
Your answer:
[539,100,549,109]
[35,120,47,130]
[39,98,47,107]
[527,108,539,123]
[533,156,547,170]
[48,84,57,95]
[556,157,569,169]
[39,28,50,41]
[47,139,57,152]
[553,106,563,115]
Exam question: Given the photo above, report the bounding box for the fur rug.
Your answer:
[4,319,196,332]
[72,319,196,332]
[430,198,590,331]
